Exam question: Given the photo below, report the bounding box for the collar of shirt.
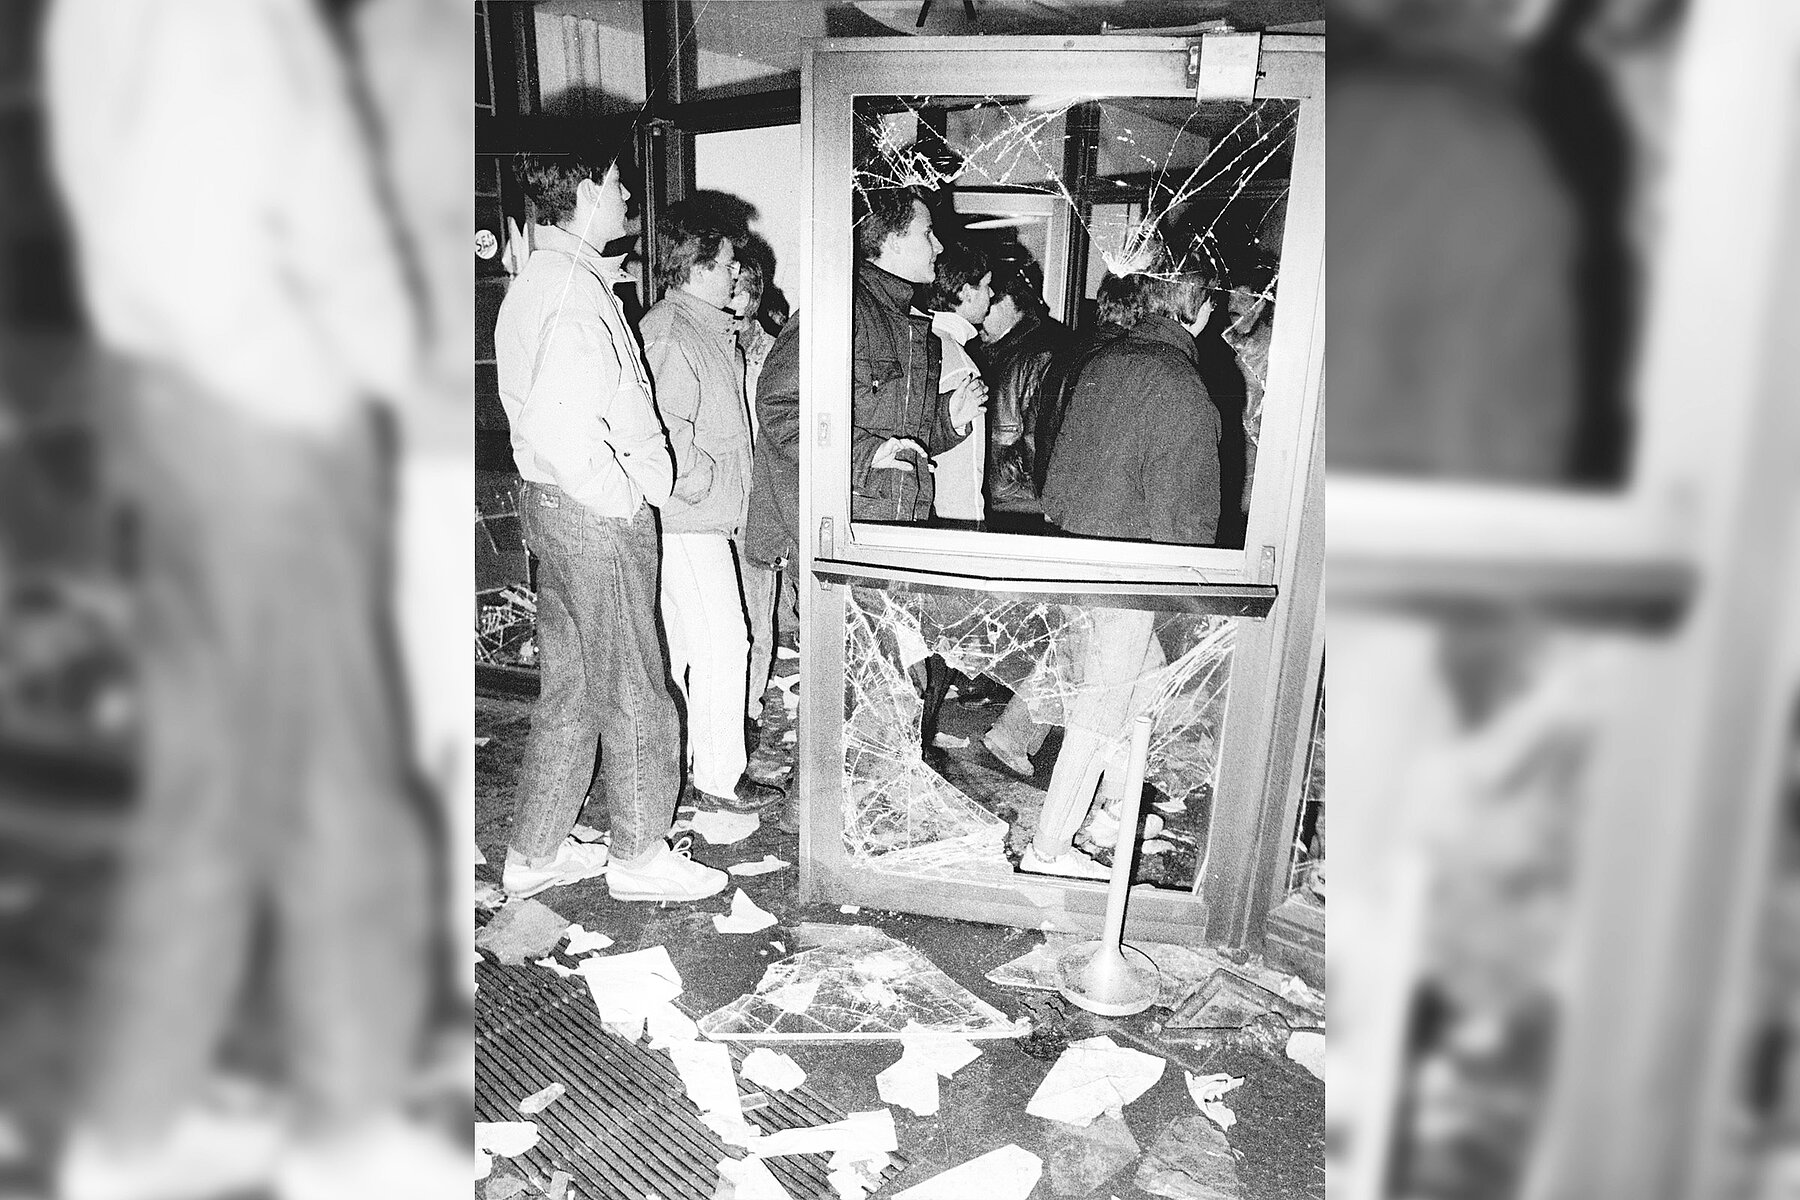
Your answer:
[530,222,627,287]
[931,310,979,347]
[662,286,739,336]
[859,261,922,313]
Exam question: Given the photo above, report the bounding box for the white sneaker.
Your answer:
[273,1114,465,1200]
[58,1108,285,1200]
[502,837,610,898]
[1019,845,1112,880]
[607,840,728,902]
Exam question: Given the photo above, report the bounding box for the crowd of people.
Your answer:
[494,134,1268,903]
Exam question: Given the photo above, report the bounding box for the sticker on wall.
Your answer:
[475,228,499,259]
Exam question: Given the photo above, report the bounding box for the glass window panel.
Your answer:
[840,585,1235,893]
[847,95,1297,551]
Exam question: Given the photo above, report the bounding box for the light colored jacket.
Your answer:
[495,225,674,516]
[641,288,752,536]
[44,0,417,433]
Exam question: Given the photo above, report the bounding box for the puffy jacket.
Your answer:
[1040,315,1222,546]
[641,288,752,536]
[980,308,1066,512]
[849,265,962,522]
[743,316,801,568]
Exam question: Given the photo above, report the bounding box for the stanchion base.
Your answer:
[1056,941,1160,1016]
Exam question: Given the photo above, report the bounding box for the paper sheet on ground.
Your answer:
[564,923,613,955]
[1287,1030,1325,1080]
[714,889,779,933]
[876,1024,983,1115]
[576,945,683,1038]
[742,1109,896,1162]
[741,1047,806,1092]
[517,1081,566,1114]
[666,1040,744,1125]
[729,855,792,877]
[687,810,761,844]
[717,1155,794,1200]
[475,1121,539,1157]
[1026,1036,1166,1126]
[1184,1072,1244,1130]
[892,1144,1043,1200]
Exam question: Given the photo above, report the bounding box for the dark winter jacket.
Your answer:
[743,315,801,568]
[849,264,961,523]
[1040,315,1222,546]
[980,308,1066,513]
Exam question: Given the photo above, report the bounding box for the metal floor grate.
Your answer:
[476,958,908,1199]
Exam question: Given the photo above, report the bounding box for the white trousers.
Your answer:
[659,531,750,797]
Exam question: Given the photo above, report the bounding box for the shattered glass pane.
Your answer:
[841,585,1233,889]
[699,924,1024,1041]
[851,95,1294,547]
[1286,675,1325,906]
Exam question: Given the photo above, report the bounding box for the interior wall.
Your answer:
[695,125,806,312]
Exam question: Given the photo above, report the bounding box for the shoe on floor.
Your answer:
[607,839,729,902]
[981,729,1035,777]
[776,795,802,836]
[274,1114,465,1200]
[501,836,610,898]
[690,776,786,814]
[1019,844,1111,880]
[58,1107,286,1200]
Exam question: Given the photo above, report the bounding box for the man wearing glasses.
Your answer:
[641,203,784,815]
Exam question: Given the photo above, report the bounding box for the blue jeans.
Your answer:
[510,483,679,864]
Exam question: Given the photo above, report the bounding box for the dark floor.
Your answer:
[476,652,1325,1200]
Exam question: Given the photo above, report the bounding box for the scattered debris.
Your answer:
[475,736,490,748]
[1133,1115,1243,1200]
[700,925,1023,1041]
[546,1169,573,1200]
[1184,1072,1244,1130]
[686,810,761,844]
[716,1154,795,1199]
[516,1080,566,1115]
[569,823,607,843]
[475,1147,491,1181]
[485,1173,530,1200]
[1286,1030,1325,1080]
[474,842,487,866]
[715,889,780,934]
[1026,1036,1167,1127]
[667,1039,748,1139]
[738,1108,896,1162]
[1280,975,1314,1004]
[474,1121,540,1158]
[474,897,568,965]
[577,944,684,1041]
[741,1047,807,1092]
[1045,1114,1139,1197]
[781,730,797,744]
[875,1026,983,1116]
[892,1144,1043,1200]
[1153,798,1185,815]
[1142,839,1174,855]
[1168,969,1322,1032]
[534,955,576,978]
[776,646,799,660]
[563,923,613,955]
[474,881,506,910]
[931,731,969,749]
[729,855,792,877]
[839,905,861,914]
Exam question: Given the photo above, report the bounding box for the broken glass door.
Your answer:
[797,35,1324,949]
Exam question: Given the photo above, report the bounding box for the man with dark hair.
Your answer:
[1040,251,1222,545]
[496,142,727,904]
[848,187,984,521]
[926,241,992,525]
[1021,245,1224,878]
[640,203,781,814]
[979,261,1067,530]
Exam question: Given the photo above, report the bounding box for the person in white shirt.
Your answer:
[926,242,993,527]
[495,142,728,908]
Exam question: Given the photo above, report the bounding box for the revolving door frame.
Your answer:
[792,35,1325,962]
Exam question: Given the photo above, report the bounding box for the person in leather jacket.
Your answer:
[977,261,1067,531]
